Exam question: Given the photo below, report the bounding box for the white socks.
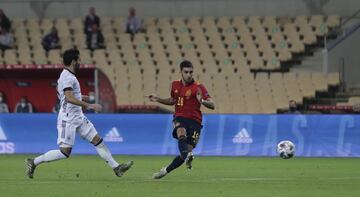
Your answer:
[95,141,119,169]
[34,150,67,166]
[33,143,119,169]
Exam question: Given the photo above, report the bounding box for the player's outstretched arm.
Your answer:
[200,98,215,110]
[146,95,175,106]
[64,90,102,112]
[196,87,215,110]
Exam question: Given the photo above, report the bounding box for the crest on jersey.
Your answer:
[185,89,192,97]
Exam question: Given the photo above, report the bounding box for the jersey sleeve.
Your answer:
[199,84,210,99]
[170,81,175,98]
[61,76,74,92]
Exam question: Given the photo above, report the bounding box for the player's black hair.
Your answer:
[20,96,28,101]
[180,60,193,71]
[0,91,7,102]
[63,48,80,66]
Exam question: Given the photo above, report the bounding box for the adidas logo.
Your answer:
[0,125,7,141]
[0,124,14,154]
[232,128,253,144]
[104,127,123,142]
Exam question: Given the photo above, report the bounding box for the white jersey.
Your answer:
[57,69,84,122]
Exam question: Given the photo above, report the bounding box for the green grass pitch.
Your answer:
[1,155,360,197]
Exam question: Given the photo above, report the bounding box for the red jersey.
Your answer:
[171,80,210,124]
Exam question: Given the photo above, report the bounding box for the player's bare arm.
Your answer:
[201,97,215,110]
[64,90,102,112]
[146,82,176,105]
[82,95,89,102]
[147,94,175,105]
[196,87,215,110]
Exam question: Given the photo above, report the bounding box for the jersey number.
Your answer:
[177,97,184,106]
[192,131,200,143]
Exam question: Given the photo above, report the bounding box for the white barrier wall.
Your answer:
[325,23,360,90]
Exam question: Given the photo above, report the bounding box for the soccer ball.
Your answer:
[277,140,295,159]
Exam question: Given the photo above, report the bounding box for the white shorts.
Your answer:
[57,116,98,147]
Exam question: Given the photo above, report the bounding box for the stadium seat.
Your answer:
[283,23,305,53]
[297,72,316,98]
[18,50,33,64]
[107,50,122,64]
[79,49,93,64]
[326,15,340,28]
[309,15,328,36]
[172,17,187,28]
[40,18,53,33]
[327,72,340,86]
[271,80,289,110]
[312,72,328,91]
[69,18,83,33]
[4,50,18,64]
[283,73,303,103]
[113,17,125,33]
[217,17,232,30]
[33,49,48,64]
[294,17,317,44]
[262,16,278,30]
[12,18,25,29]
[47,49,62,64]
[73,33,87,49]
[118,33,133,49]
[232,16,247,30]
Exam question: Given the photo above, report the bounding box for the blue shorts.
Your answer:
[172,116,203,148]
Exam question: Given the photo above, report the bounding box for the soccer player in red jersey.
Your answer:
[147,60,215,179]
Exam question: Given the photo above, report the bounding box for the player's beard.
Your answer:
[181,73,191,83]
[182,76,190,83]
[74,63,80,73]
[188,77,193,83]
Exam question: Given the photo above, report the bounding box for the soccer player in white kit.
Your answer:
[25,48,133,178]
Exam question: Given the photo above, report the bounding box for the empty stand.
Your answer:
[3,15,341,113]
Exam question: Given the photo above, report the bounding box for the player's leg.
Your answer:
[177,127,190,159]
[166,124,188,170]
[25,147,70,179]
[153,123,187,179]
[34,147,71,164]
[79,119,133,177]
[91,134,119,169]
[184,122,201,169]
[185,144,194,169]
[25,121,75,179]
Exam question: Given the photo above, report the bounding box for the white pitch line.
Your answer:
[321,177,360,180]
[0,177,293,184]
[215,177,294,181]
[0,177,358,185]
